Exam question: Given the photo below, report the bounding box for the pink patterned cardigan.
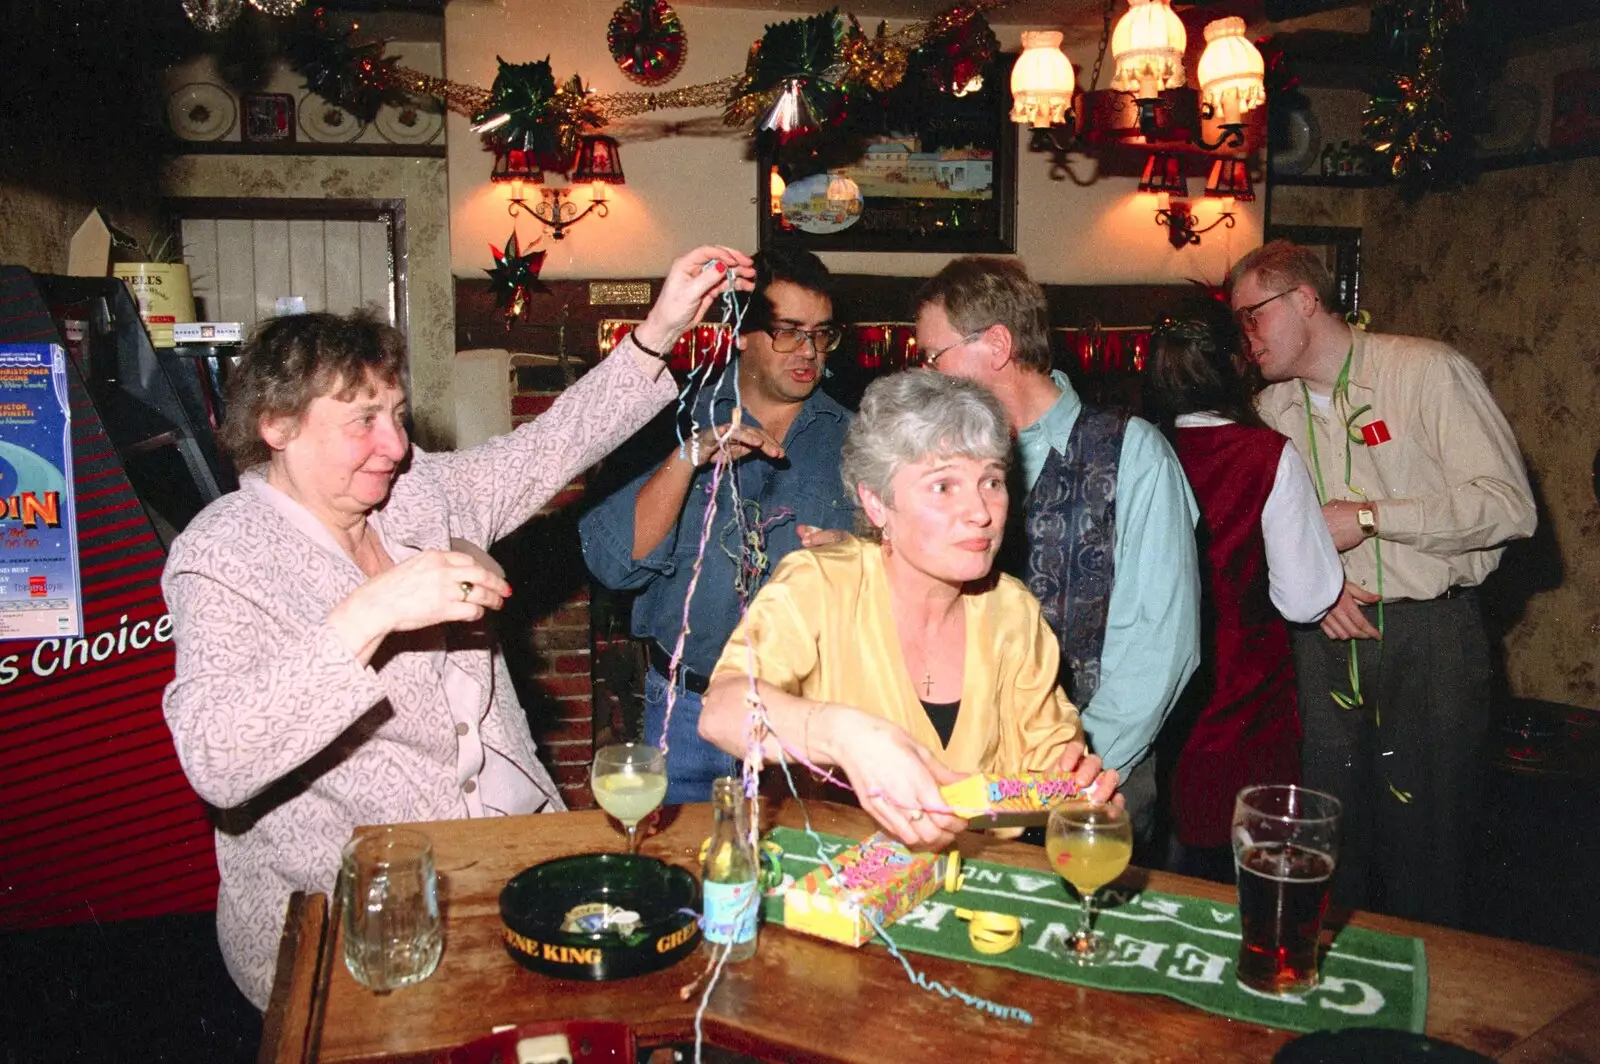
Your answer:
[161,341,675,1008]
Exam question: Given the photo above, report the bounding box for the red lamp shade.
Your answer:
[572,135,626,185]
[1205,157,1255,201]
[490,147,543,184]
[1137,151,1188,197]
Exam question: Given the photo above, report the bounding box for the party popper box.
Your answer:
[781,832,948,947]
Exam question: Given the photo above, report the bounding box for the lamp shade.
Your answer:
[1010,31,1076,129]
[572,135,625,184]
[1111,0,1187,100]
[825,172,861,205]
[1138,152,1188,197]
[1197,17,1265,122]
[1205,157,1255,201]
[490,147,543,184]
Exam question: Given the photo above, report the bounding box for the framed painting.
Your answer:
[757,53,1017,255]
[1264,224,1362,314]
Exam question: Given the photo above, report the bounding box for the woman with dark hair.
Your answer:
[161,246,753,1009]
[1147,309,1342,881]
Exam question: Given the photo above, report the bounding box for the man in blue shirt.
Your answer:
[913,257,1200,845]
[581,249,854,802]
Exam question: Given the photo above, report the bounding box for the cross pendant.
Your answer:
[921,671,934,696]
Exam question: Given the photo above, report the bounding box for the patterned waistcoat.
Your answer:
[1016,406,1129,707]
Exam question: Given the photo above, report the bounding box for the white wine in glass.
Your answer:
[1045,800,1132,965]
[591,743,668,854]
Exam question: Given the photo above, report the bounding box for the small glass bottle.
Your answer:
[701,776,759,962]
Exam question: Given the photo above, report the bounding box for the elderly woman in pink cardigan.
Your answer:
[161,245,753,1009]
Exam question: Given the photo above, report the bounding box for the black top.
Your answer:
[920,699,961,747]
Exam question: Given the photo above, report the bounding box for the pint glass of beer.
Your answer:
[1231,785,1341,995]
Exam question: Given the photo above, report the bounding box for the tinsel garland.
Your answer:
[1362,0,1476,195]
[282,1,1013,164]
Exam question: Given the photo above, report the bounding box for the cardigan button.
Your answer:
[455,722,470,736]
[462,779,477,794]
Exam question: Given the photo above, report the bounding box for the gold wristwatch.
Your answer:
[1357,506,1377,537]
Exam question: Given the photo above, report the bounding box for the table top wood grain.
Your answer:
[305,800,1600,1063]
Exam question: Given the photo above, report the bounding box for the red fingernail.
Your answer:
[715,261,726,273]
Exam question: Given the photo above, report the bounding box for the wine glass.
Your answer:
[591,743,668,854]
[1045,800,1133,965]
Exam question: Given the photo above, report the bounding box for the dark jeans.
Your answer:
[1290,591,1491,928]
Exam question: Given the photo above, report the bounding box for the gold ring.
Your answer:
[460,581,472,601]
[907,810,924,822]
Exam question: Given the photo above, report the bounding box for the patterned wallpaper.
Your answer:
[160,155,457,450]
[1278,159,1600,710]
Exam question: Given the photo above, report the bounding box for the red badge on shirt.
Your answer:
[1361,420,1391,447]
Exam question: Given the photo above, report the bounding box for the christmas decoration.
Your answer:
[284,7,410,123]
[181,0,243,32]
[271,1,1015,170]
[485,233,548,324]
[1362,0,1490,197]
[607,0,688,86]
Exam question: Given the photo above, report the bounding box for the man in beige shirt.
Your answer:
[1231,240,1534,928]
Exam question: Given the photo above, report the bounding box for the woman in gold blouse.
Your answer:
[699,371,1118,850]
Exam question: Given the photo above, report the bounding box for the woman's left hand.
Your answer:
[1056,741,1122,807]
[633,245,756,355]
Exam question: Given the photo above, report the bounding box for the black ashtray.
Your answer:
[499,853,701,981]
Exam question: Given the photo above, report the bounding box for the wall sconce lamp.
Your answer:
[1142,151,1237,249]
[498,135,626,241]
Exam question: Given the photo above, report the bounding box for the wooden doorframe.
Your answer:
[165,197,409,340]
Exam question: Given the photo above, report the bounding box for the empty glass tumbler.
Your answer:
[340,827,443,992]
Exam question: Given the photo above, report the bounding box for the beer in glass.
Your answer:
[1231,784,1341,995]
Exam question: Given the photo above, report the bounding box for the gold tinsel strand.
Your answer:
[363,2,1011,128]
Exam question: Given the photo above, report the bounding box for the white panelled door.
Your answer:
[176,202,399,331]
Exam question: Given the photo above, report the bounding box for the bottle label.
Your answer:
[703,880,759,945]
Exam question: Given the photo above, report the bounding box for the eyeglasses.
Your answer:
[918,328,988,368]
[765,326,843,354]
[1233,288,1297,329]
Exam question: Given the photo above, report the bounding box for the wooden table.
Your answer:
[279,800,1600,1063]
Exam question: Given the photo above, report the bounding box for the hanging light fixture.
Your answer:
[1010,31,1076,130]
[1137,151,1188,197]
[1110,0,1187,137]
[1195,16,1264,150]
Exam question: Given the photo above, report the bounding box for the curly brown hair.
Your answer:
[220,311,409,470]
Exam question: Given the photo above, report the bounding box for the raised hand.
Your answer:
[685,422,785,469]
[327,549,514,663]
[633,245,757,355]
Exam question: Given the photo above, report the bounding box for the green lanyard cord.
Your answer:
[1301,348,1405,801]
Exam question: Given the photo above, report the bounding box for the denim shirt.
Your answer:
[580,381,853,677]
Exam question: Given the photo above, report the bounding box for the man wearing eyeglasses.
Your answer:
[1231,239,1534,928]
[581,248,853,802]
[912,257,1201,853]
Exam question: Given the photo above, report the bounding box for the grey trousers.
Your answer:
[1290,591,1491,928]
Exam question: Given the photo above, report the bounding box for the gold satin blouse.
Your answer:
[710,538,1081,774]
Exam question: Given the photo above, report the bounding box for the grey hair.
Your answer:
[839,370,1012,536]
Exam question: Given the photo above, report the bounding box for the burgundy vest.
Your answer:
[1166,423,1300,846]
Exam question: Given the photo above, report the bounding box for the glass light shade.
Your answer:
[1010,31,1076,128]
[825,172,861,205]
[491,147,543,185]
[1197,16,1265,123]
[1110,0,1187,100]
[572,135,625,185]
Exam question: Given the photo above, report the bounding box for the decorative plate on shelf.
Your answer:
[374,100,443,145]
[1269,105,1321,176]
[169,82,236,140]
[298,94,365,142]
